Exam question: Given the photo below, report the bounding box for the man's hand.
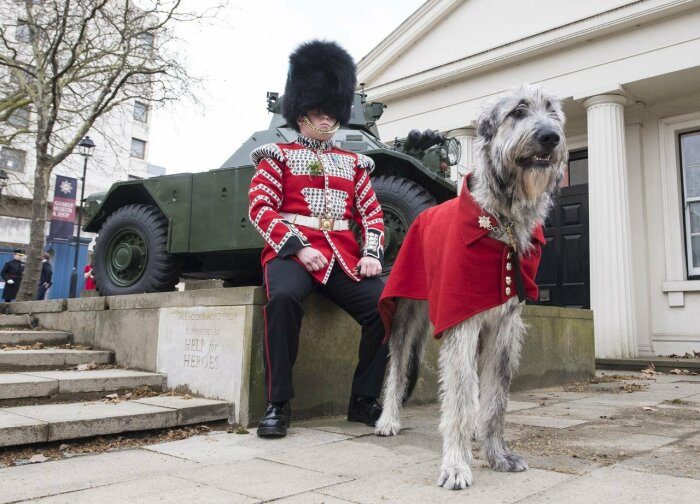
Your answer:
[295,247,328,272]
[356,257,382,277]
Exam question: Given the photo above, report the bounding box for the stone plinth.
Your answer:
[0,289,595,427]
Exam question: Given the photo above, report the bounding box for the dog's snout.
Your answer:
[537,129,560,150]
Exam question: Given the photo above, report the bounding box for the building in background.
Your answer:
[358,0,700,357]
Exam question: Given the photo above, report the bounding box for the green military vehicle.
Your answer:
[83,92,461,295]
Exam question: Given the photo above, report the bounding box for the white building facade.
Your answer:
[358,0,700,357]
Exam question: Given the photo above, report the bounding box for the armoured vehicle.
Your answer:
[83,92,461,295]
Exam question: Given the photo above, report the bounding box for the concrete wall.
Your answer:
[0,288,595,425]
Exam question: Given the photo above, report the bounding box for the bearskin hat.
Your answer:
[282,40,357,131]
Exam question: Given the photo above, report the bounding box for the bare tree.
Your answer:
[0,0,220,301]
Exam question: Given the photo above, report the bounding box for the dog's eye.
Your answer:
[510,107,526,119]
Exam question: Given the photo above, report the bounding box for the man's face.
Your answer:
[297,108,338,141]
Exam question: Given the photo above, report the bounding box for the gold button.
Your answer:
[506,262,513,271]
[506,276,512,286]
[507,252,512,259]
[505,287,512,296]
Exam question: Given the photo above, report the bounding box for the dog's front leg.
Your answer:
[436,321,479,490]
[478,303,528,472]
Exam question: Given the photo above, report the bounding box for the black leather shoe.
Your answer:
[347,395,382,427]
[257,402,290,438]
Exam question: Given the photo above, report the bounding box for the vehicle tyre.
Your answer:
[93,204,180,295]
[370,175,436,271]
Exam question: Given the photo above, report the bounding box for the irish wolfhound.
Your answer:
[375,85,567,490]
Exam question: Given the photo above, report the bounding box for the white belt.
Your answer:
[281,212,350,232]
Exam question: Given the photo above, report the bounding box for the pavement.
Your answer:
[0,370,698,503]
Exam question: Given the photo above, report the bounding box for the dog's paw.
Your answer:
[374,416,401,437]
[437,464,473,490]
[488,450,528,472]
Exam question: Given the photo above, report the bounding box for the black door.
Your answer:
[534,150,590,309]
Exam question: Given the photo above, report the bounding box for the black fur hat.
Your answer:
[282,40,356,131]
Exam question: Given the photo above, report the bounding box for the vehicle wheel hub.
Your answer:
[105,229,147,287]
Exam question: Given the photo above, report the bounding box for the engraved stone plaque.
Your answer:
[156,306,247,423]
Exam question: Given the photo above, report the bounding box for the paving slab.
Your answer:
[24,474,259,504]
[0,409,48,447]
[176,458,351,501]
[506,414,588,429]
[274,492,360,503]
[0,349,112,370]
[507,401,541,412]
[299,416,380,437]
[260,439,439,479]
[0,400,178,443]
[145,427,350,464]
[0,330,70,346]
[0,372,57,399]
[515,401,620,421]
[132,395,229,424]
[22,369,165,394]
[512,389,598,404]
[617,442,700,480]
[319,460,571,504]
[516,465,700,503]
[0,449,198,504]
[570,383,700,408]
[566,428,676,453]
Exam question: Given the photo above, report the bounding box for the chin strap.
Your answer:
[301,115,340,135]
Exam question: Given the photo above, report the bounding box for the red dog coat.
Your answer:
[379,176,545,339]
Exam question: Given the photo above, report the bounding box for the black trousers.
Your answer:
[262,257,388,403]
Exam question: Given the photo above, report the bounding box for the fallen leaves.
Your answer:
[76,362,98,371]
[23,454,49,464]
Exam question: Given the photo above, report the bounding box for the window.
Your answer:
[0,147,26,172]
[8,107,30,128]
[130,138,146,159]
[15,19,31,43]
[560,149,588,187]
[133,101,148,123]
[680,131,700,278]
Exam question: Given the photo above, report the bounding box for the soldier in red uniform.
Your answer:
[249,40,387,438]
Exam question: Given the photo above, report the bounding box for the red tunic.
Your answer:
[249,136,384,284]
[379,177,545,339]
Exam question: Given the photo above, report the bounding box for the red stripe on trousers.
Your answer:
[263,265,273,401]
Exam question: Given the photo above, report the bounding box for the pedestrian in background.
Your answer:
[36,252,53,300]
[83,255,96,292]
[1,249,26,302]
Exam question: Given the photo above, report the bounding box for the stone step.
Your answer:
[596,357,700,372]
[0,369,166,401]
[0,396,230,447]
[0,330,71,346]
[0,348,113,371]
[0,314,35,327]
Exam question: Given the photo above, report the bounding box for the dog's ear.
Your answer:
[475,111,495,141]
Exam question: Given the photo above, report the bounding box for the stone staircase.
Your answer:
[0,315,229,448]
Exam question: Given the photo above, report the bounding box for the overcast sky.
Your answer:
[148,0,425,175]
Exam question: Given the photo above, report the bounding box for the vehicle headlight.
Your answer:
[445,138,461,166]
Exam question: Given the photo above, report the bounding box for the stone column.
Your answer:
[582,94,637,358]
[448,127,477,194]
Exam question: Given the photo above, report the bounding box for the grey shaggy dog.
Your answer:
[375,85,567,490]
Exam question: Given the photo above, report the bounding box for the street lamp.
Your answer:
[69,135,96,298]
[0,169,8,196]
